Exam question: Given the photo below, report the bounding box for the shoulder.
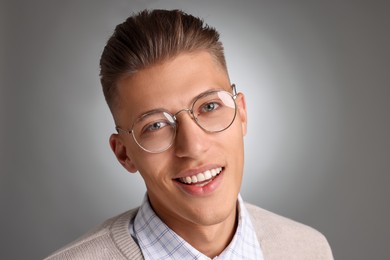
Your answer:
[245,203,333,260]
[44,208,143,260]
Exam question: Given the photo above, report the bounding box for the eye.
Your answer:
[143,120,169,133]
[200,102,220,113]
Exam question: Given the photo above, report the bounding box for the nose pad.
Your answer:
[173,109,210,158]
[172,108,199,136]
[173,108,193,122]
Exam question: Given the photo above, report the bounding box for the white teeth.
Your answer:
[204,170,212,179]
[195,179,212,187]
[179,167,222,184]
[197,173,205,182]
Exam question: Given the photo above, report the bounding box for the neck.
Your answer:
[183,212,238,258]
[156,204,238,258]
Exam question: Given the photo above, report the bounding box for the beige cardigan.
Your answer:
[45,203,333,259]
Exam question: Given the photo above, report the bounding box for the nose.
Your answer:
[174,111,211,158]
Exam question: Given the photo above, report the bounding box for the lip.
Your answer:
[174,167,225,197]
[173,164,224,179]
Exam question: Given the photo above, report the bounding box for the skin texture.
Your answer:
[110,51,247,257]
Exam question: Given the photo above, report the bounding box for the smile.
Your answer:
[178,167,223,185]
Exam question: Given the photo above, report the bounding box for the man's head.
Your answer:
[100,10,247,245]
[100,9,227,119]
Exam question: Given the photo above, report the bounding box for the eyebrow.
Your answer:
[134,87,226,120]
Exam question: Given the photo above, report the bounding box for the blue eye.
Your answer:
[144,121,168,132]
[201,102,220,113]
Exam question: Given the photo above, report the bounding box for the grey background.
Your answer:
[2,0,389,259]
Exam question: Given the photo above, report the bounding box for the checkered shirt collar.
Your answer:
[130,194,264,260]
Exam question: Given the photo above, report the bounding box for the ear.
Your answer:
[109,134,138,173]
[235,93,248,136]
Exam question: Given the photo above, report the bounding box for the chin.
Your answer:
[184,196,237,226]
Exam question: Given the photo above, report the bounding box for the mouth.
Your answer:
[175,167,223,187]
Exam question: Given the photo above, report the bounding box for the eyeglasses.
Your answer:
[116,84,238,153]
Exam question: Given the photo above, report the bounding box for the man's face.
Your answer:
[111,51,247,231]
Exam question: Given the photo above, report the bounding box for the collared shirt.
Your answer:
[129,194,264,260]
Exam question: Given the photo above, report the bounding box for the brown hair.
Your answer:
[99,9,227,115]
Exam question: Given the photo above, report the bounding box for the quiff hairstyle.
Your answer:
[99,9,227,115]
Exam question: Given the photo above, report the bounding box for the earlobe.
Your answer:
[236,93,248,136]
[109,134,138,173]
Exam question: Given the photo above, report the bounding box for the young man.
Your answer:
[46,9,333,259]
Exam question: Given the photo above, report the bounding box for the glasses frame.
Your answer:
[116,84,238,153]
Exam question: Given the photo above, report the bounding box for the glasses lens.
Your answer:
[192,91,237,132]
[132,111,176,153]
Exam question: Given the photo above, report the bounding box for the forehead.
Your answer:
[115,51,230,124]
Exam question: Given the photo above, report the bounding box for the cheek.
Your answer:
[132,152,173,183]
[225,122,245,168]
[227,120,246,148]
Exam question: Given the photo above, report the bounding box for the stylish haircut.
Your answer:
[99,9,227,115]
